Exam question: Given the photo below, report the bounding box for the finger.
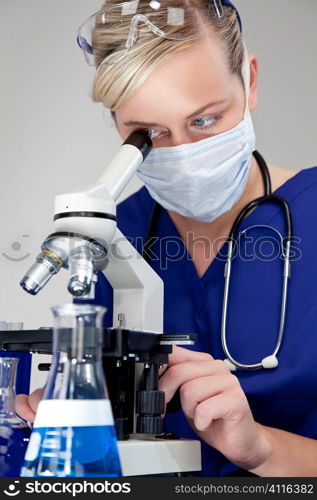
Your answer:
[15,394,36,423]
[158,363,168,377]
[194,389,246,432]
[159,359,230,403]
[167,346,213,367]
[29,388,44,413]
[180,374,239,420]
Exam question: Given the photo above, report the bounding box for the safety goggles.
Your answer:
[77,0,241,66]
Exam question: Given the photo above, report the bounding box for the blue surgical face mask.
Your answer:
[136,50,256,223]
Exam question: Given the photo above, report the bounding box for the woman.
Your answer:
[17,0,317,476]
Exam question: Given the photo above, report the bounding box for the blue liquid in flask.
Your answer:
[20,305,124,477]
[0,424,31,477]
[21,424,122,477]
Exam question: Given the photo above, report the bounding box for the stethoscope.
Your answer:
[143,151,293,372]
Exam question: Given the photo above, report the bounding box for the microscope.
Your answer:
[0,131,201,476]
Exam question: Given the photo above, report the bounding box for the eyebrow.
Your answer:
[123,99,227,128]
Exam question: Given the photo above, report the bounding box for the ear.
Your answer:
[248,54,258,112]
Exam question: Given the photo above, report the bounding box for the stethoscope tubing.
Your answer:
[143,151,293,371]
[221,237,291,371]
[221,152,293,371]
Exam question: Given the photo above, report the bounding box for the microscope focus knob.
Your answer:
[136,390,165,434]
[136,390,165,414]
[137,415,163,434]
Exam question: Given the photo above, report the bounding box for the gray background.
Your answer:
[0,0,316,338]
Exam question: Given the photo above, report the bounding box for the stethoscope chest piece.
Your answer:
[224,354,279,372]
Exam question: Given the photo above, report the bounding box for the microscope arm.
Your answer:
[105,227,163,333]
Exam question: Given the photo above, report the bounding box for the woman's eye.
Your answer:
[191,115,221,129]
[147,129,168,140]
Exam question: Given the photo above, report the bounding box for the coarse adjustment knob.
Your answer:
[136,390,165,434]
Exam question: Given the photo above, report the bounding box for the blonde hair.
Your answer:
[92,1,243,110]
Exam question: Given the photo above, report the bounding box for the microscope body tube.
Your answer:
[97,145,143,201]
[96,132,152,201]
[54,134,151,241]
[55,145,143,218]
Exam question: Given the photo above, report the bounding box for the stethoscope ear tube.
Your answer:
[221,152,293,372]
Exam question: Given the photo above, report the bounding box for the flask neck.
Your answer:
[0,357,18,418]
[45,354,108,400]
[55,325,103,362]
[44,304,108,401]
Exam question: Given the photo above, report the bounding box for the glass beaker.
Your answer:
[0,357,31,477]
[20,304,122,477]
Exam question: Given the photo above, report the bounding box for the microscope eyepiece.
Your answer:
[123,131,152,160]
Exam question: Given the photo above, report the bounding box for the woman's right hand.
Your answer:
[15,388,44,423]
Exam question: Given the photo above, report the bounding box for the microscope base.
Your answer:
[118,437,201,476]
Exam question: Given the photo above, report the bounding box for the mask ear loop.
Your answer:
[241,43,251,120]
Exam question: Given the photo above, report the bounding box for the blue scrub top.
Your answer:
[92,166,317,476]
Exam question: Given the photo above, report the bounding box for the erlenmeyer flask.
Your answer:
[0,357,31,477]
[20,304,122,477]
